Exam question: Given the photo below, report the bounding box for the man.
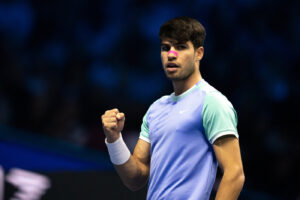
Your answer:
[101,17,245,200]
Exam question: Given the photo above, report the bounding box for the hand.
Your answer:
[101,108,125,143]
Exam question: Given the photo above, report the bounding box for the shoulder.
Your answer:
[204,92,233,110]
[197,80,233,109]
[148,95,170,112]
[200,81,238,143]
[142,95,170,122]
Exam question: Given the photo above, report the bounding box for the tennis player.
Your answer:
[101,17,245,200]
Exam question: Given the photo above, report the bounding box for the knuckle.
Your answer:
[112,108,119,113]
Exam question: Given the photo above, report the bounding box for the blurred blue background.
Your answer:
[0,0,299,199]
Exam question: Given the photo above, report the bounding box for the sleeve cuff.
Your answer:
[139,135,151,143]
[210,131,239,144]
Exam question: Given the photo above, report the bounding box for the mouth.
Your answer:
[165,63,179,72]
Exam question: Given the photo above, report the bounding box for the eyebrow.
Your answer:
[161,41,186,46]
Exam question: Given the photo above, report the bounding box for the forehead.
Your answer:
[161,38,191,45]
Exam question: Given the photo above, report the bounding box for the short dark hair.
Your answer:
[159,17,206,49]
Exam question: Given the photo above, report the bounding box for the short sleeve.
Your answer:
[202,92,239,144]
[139,111,151,143]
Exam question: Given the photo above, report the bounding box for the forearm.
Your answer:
[114,155,149,191]
[102,110,150,191]
[215,170,245,200]
[106,135,149,191]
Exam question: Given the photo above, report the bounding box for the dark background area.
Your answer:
[0,0,299,199]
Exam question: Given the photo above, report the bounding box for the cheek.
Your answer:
[183,56,195,69]
[182,56,191,65]
[188,54,196,64]
[161,53,167,62]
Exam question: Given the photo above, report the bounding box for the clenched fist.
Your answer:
[101,108,125,143]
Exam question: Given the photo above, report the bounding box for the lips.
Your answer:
[166,63,179,68]
[165,63,179,72]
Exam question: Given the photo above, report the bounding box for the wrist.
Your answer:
[106,133,121,143]
[105,133,131,165]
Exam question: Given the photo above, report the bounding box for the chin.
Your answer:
[166,75,184,81]
[165,72,177,79]
[166,74,190,81]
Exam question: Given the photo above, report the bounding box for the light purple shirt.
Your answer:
[140,79,238,200]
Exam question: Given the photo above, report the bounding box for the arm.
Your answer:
[115,139,150,191]
[101,109,150,191]
[213,136,245,200]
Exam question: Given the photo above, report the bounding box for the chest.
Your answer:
[148,97,205,143]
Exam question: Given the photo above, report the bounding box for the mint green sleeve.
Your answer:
[139,111,151,143]
[202,92,239,144]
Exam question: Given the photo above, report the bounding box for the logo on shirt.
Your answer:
[179,109,189,114]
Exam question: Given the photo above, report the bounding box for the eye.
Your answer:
[176,45,187,50]
[161,44,170,51]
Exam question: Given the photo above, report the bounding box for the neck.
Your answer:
[172,72,202,96]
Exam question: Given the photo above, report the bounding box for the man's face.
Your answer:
[161,38,200,81]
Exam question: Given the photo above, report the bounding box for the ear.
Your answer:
[195,46,204,61]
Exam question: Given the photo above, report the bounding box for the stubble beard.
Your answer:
[165,63,196,81]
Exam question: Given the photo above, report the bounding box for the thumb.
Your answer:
[116,113,125,121]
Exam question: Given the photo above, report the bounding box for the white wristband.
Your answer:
[105,133,131,165]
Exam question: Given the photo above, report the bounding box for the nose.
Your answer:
[167,49,178,60]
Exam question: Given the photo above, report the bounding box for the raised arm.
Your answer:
[213,136,245,200]
[101,109,150,191]
[115,139,150,191]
